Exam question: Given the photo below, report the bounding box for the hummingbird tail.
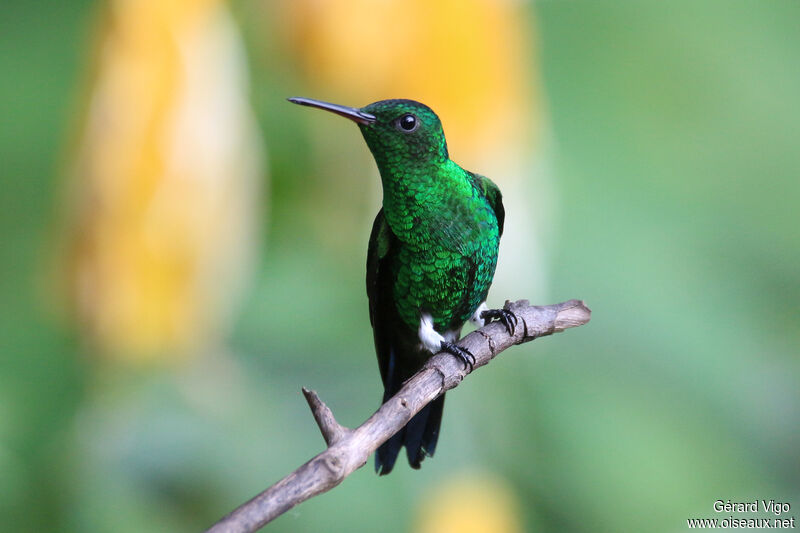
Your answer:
[405,393,445,467]
[375,393,445,475]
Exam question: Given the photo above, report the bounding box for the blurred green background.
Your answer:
[1,1,798,532]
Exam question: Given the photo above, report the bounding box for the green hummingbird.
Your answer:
[289,97,516,475]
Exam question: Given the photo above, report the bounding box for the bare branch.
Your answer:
[205,299,591,533]
[301,387,350,446]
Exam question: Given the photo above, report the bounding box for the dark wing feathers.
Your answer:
[366,208,395,385]
[470,172,505,237]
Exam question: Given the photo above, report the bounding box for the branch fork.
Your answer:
[301,388,350,446]
[206,299,591,533]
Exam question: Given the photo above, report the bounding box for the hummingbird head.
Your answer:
[358,99,448,164]
[288,97,448,165]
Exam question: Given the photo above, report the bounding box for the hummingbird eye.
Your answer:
[396,114,419,132]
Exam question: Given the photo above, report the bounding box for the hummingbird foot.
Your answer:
[440,341,475,372]
[480,308,518,336]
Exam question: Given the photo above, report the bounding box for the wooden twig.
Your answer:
[301,387,350,446]
[205,299,591,533]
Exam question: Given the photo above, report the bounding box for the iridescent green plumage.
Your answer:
[289,97,505,474]
[361,100,503,333]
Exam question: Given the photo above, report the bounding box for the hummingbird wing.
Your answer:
[366,209,405,474]
[470,172,505,237]
[366,208,397,386]
[367,209,445,474]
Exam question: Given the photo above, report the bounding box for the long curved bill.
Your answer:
[288,97,376,125]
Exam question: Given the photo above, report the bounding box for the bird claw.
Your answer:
[440,341,475,372]
[480,308,518,335]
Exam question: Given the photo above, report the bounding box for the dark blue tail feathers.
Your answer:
[375,393,445,475]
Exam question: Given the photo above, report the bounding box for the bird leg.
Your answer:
[439,341,475,372]
[420,312,475,370]
[480,307,518,336]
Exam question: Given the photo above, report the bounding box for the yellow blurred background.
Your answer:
[1,0,798,531]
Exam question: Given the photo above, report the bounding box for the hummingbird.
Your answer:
[289,97,516,475]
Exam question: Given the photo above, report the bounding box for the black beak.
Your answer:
[288,97,376,125]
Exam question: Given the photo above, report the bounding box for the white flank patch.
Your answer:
[469,301,489,328]
[418,313,445,353]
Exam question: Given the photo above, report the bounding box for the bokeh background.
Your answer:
[1,0,798,532]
